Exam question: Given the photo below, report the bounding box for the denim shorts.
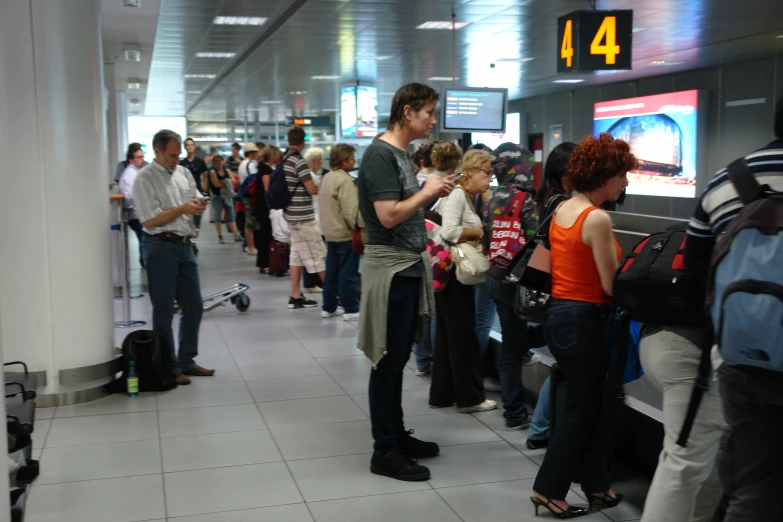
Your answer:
[211,195,235,223]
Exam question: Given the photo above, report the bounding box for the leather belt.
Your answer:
[153,231,192,243]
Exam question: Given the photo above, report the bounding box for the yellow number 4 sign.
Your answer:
[591,16,621,65]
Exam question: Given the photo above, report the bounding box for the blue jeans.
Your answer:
[369,276,419,453]
[210,195,235,223]
[143,234,203,374]
[474,282,497,357]
[534,297,613,499]
[529,375,551,440]
[413,316,435,371]
[486,278,529,426]
[322,241,360,314]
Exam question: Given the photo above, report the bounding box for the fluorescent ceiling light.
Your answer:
[495,57,534,63]
[379,92,397,95]
[129,98,140,107]
[282,91,307,95]
[123,46,141,62]
[632,26,647,33]
[417,21,470,30]
[123,0,141,7]
[356,55,392,61]
[311,75,341,80]
[594,70,623,75]
[261,100,282,104]
[776,34,783,38]
[649,60,683,66]
[184,74,216,79]
[127,79,141,90]
[322,109,338,112]
[553,79,584,83]
[213,16,267,26]
[429,76,459,81]
[196,52,236,58]
[185,91,202,94]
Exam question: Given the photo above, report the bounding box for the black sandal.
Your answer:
[588,492,624,510]
[530,496,589,519]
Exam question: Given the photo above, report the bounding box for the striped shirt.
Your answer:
[685,138,783,272]
[283,150,315,222]
[132,160,201,236]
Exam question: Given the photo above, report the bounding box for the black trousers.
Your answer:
[429,272,485,408]
[368,275,420,453]
[534,298,613,499]
[719,365,783,522]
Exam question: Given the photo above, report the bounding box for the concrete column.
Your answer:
[0,0,114,404]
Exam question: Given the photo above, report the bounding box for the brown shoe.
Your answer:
[185,365,215,377]
[175,373,191,386]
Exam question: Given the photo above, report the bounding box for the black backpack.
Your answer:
[109,331,177,393]
[613,222,706,327]
[265,152,301,210]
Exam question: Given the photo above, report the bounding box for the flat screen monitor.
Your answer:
[128,116,188,162]
[356,86,378,137]
[471,113,520,150]
[442,87,508,133]
[340,86,358,138]
[593,90,700,198]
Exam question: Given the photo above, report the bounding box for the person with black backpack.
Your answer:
[683,98,783,522]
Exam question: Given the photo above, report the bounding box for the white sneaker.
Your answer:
[247,248,258,255]
[522,353,542,366]
[304,287,323,293]
[321,309,345,319]
[457,400,498,413]
[343,312,360,321]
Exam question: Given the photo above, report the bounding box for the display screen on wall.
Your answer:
[442,87,508,132]
[593,90,699,198]
[340,86,358,138]
[471,113,520,150]
[128,116,188,161]
[356,86,378,137]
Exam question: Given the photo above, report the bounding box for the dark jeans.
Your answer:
[142,234,203,374]
[487,278,529,426]
[429,272,485,408]
[126,218,145,266]
[368,275,420,454]
[719,365,783,522]
[254,213,273,269]
[322,241,360,314]
[534,297,613,499]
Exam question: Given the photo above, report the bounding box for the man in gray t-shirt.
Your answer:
[356,83,453,483]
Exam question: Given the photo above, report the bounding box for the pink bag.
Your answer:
[425,219,453,292]
[488,193,528,270]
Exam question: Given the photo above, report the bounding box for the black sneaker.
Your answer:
[397,429,439,459]
[370,448,431,482]
[288,296,318,309]
[526,438,549,450]
[505,412,532,431]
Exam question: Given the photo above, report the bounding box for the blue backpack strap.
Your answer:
[727,157,764,205]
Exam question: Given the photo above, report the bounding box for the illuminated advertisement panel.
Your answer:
[356,86,378,137]
[593,90,699,198]
[128,116,188,161]
[340,86,358,138]
[471,113,520,150]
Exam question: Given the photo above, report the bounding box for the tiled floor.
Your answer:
[26,225,645,522]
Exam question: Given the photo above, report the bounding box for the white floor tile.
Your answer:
[26,474,165,522]
[164,462,302,518]
[54,393,157,418]
[437,479,610,522]
[270,420,372,460]
[308,490,461,522]
[35,407,55,420]
[402,412,503,447]
[156,381,253,410]
[161,429,282,472]
[158,403,266,438]
[258,396,367,429]
[425,442,540,488]
[315,355,372,376]
[36,439,161,484]
[287,453,430,502]
[31,418,51,449]
[302,339,363,358]
[332,368,429,395]
[351,388,459,418]
[45,412,158,447]
[230,342,314,361]
[169,504,313,522]
[239,357,328,381]
[247,375,345,402]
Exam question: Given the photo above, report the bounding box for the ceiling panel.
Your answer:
[134,0,783,123]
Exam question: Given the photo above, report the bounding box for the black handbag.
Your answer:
[514,285,549,323]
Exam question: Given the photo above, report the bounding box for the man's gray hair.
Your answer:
[152,129,182,151]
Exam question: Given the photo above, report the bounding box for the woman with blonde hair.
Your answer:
[428,148,497,413]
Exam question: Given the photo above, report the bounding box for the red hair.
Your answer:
[566,133,638,193]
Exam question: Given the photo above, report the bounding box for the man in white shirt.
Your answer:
[132,129,215,386]
[119,143,146,266]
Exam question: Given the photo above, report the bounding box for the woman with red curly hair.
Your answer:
[531,133,636,519]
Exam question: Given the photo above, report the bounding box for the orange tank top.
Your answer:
[549,206,622,305]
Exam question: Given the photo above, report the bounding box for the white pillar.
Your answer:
[0,0,114,403]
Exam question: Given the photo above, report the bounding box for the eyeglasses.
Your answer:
[480,168,494,178]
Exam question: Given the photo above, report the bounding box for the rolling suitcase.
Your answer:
[269,241,289,278]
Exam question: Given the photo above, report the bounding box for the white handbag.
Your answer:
[452,240,490,285]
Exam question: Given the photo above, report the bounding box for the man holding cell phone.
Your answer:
[132,129,215,386]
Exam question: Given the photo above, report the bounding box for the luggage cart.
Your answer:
[203,283,251,312]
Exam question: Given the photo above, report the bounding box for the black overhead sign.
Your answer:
[286,116,332,127]
[557,10,633,73]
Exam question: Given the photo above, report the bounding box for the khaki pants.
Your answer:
[640,326,726,522]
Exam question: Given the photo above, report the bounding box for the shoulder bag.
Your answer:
[450,188,490,285]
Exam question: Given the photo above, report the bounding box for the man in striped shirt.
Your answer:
[685,97,783,522]
[283,125,326,309]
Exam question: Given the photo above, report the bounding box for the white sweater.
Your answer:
[438,186,481,244]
